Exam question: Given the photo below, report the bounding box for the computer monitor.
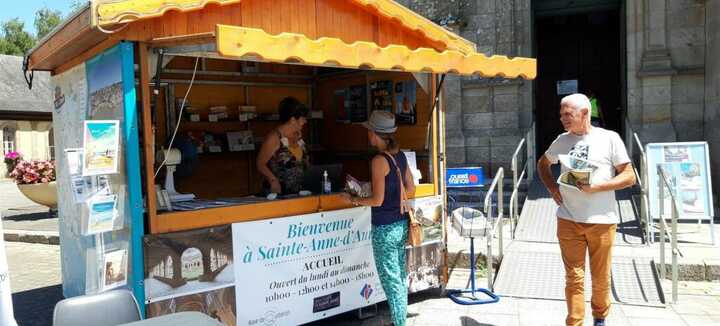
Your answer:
[302,164,344,194]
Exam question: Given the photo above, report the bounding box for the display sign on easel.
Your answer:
[646,142,714,221]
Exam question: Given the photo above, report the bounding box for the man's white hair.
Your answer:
[560,93,592,122]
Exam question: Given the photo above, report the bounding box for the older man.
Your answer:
[537,93,636,326]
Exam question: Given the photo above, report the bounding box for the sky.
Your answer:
[0,1,79,35]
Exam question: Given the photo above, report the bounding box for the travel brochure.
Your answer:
[67,148,112,204]
[86,194,118,234]
[102,249,128,291]
[83,120,120,176]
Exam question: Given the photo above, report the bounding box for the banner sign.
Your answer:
[646,142,714,220]
[232,207,384,325]
[446,167,485,188]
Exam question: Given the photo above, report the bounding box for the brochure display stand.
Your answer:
[50,42,144,309]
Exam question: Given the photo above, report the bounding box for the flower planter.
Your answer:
[17,181,58,208]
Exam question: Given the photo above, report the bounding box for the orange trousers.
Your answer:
[557,218,616,326]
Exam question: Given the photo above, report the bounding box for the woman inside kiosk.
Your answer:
[256,97,310,196]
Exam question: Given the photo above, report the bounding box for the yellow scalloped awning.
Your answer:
[215,25,536,79]
[93,0,242,25]
[92,0,475,54]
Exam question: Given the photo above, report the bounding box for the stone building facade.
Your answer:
[0,55,54,175]
[399,0,719,211]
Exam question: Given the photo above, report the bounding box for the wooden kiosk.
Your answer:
[26,1,535,324]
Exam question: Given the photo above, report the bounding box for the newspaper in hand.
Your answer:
[345,174,372,198]
[557,154,598,191]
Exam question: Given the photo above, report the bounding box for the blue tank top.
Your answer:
[371,152,409,226]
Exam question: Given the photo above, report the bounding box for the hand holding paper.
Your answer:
[557,154,598,192]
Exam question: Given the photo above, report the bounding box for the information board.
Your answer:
[646,142,714,220]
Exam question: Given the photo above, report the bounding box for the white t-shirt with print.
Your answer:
[544,127,631,224]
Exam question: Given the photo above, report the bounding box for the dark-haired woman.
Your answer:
[341,111,415,326]
[257,97,309,195]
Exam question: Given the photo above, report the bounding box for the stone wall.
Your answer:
[627,0,707,142]
[400,0,533,178]
[706,0,720,210]
[397,0,717,209]
[627,0,716,212]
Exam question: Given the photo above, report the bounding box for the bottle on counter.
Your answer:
[323,170,332,194]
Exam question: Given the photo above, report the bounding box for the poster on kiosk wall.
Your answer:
[232,207,384,325]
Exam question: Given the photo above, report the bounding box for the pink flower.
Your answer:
[4,151,20,160]
[11,159,56,184]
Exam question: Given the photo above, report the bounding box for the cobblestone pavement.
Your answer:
[6,242,63,326]
[0,179,41,212]
[309,270,720,326]
[4,239,720,326]
[1,179,58,235]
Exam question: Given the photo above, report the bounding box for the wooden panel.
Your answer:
[155,86,168,146]
[30,8,94,70]
[53,37,118,75]
[109,0,448,52]
[204,58,241,72]
[32,0,480,72]
[247,86,309,114]
[316,71,431,152]
[174,84,247,112]
[139,44,159,233]
[175,152,254,197]
[315,0,374,45]
[316,73,369,152]
[154,196,321,233]
[113,2,243,41]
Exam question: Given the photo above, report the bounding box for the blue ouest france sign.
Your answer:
[446,167,485,188]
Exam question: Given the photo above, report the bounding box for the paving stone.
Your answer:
[626,317,688,326]
[461,313,519,326]
[678,314,719,326]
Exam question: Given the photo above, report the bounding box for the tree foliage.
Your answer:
[0,19,34,56]
[0,5,71,56]
[70,1,88,15]
[35,7,63,40]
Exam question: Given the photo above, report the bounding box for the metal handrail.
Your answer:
[484,167,504,292]
[631,132,653,245]
[657,168,679,303]
[509,169,526,238]
[510,137,527,238]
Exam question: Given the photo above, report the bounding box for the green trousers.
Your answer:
[372,220,408,326]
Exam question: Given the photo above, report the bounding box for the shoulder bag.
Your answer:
[384,153,423,247]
